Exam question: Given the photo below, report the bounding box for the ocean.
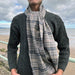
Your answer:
[66,28,75,38]
[65,28,75,48]
[0,28,10,35]
[0,28,75,38]
[0,28,75,47]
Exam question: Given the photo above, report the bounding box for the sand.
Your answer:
[0,35,75,75]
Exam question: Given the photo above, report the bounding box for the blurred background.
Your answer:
[0,0,75,75]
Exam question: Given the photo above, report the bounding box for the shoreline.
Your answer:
[0,34,75,57]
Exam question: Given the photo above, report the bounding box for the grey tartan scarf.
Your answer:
[24,3,59,75]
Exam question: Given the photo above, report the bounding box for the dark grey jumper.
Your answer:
[7,11,70,75]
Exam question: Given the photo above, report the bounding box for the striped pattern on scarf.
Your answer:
[24,3,59,75]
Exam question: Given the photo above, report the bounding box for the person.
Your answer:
[7,0,70,75]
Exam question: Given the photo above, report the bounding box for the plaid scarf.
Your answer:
[24,3,59,75]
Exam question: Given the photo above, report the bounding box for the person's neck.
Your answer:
[29,3,41,11]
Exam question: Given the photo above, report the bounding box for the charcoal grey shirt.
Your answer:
[7,11,70,75]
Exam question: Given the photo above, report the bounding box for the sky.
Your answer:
[0,0,75,28]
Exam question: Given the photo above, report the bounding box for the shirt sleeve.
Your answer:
[7,16,20,71]
[55,15,70,72]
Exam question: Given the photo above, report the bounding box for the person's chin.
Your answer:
[30,2,39,5]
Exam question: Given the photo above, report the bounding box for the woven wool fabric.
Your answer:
[24,3,59,75]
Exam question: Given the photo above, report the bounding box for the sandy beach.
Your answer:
[0,35,75,75]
